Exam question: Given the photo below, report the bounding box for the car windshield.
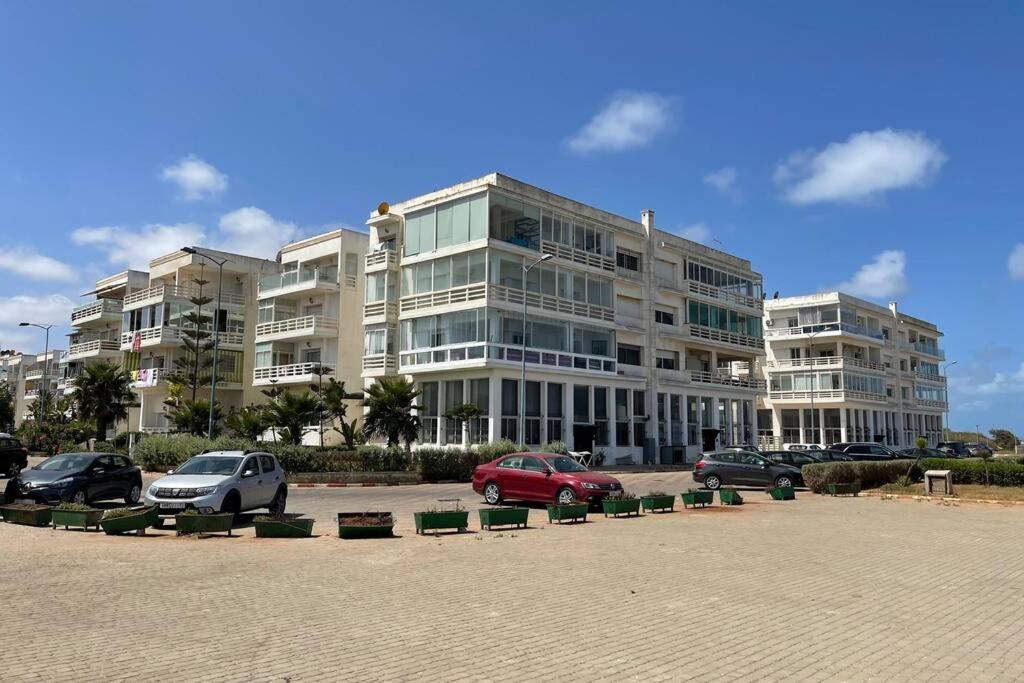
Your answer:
[174,456,241,476]
[546,456,588,473]
[35,454,93,471]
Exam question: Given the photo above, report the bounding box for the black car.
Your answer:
[693,450,803,490]
[761,450,824,469]
[899,447,950,459]
[827,442,901,461]
[0,435,29,478]
[5,453,142,505]
[721,444,761,452]
[807,449,856,463]
[936,441,972,458]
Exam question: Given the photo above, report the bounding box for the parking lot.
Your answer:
[4,471,1024,682]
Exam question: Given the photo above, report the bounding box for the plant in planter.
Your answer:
[546,501,589,524]
[174,508,235,537]
[767,484,796,501]
[640,491,676,513]
[254,513,314,538]
[414,499,470,535]
[681,488,714,508]
[601,491,641,518]
[478,506,529,530]
[827,482,861,497]
[99,506,159,535]
[337,512,395,539]
[51,502,103,531]
[719,488,744,505]
[0,503,53,527]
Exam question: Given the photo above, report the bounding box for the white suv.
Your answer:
[144,450,287,524]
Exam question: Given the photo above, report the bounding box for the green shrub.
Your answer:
[93,440,117,453]
[540,440,567,454]
[918,457,1024,487]
[475,439,523,461]
[414,447,482,482]
[112,432,139,450]
[102,507,148,520]
[802,460,922,493]
[354,444,409,471]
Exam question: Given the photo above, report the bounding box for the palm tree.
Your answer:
[444,403,481,445]
[224,405,270,442]
[168,399,222,436]
[265,390,319,445]
[362,377,421,451]
[321,378,363,447]
[73,361,136,441]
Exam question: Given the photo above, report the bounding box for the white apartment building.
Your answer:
[253,229,368,431]
[362,173,766,464]
[759,292,948,448]
[18,349,64,425]
[1,351,26,429]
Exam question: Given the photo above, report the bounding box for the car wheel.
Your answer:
[125,484,141,505]
[220,491,242,522]
[775,475,794,489]
[703,474,722,490]
[483,482,502,505]
[268,486,287,516]
[556,487,576,505]
[72,490,87,505]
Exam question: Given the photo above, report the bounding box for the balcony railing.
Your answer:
[23,367,45,380]
[915,398,948,409]
[768,389,889,403]
[253,362,323,384]
[130,367,165,388]
[488,283,615,323]
[689,324,765,350]
[255,315,339,340]
[912,371,946,384]
[767,356,885,372]
[540,240,616,273]
[67,339,121,359]
[121,327,245,350]
[124,283,246,309]
[71,298,122,324]
[911,341,945,359]
[362,354,397,374]
[764,322,884,341]
[687,281,763,311]
[365,250,399,271]
[399,342,617,375]
[690,370,766,390]
[363,300,399,320]
[400,284,487,313]
[259,267,338,297]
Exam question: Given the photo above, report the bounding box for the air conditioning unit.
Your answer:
[765,319,775,327]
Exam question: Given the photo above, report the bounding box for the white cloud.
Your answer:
[72,223,206,270]
[0,248,77,282]
[216,207,298,259]
[678,223,712,245]
[567,92,674,154]
[775,129,946,204]
[0,294,76,351]
[960,362,1024,396]
[1009,243,1024,280]
[161,155,229,201]
[703,166,738,197]
[837,250,909,299]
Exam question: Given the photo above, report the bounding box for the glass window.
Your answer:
[573,385,590,422]
[436,203,453,249]
[433,258,451,291]
[522,456,548,472]
[497,455,523,469]
[451,253,469,286]
[617,344,642,366]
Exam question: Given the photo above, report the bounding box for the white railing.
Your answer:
[913,371,946,384]
[122,327,243,349]
[768,356,885,372]
[71,298,122,323]
[488,283,615,323]
[690,370,767,390]
[764,323,884,341]
[687,281,763,311]
[259,267,338,295]
[362,354,397,373]
[399,342,617,375]
[400,284,487,313]
[915,398,948,409]
[68,339,121,358]
[255,315,339,339]
[365,250,399,270]
[253,362,322,383]
[689,324,764,350]
[540,240,616,273]
[130,367,164,388]
[23,367,44,380]
[768,389,888,403]
[124,284,245,309]
[363,300,399,319]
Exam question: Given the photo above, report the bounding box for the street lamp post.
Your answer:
[806,328,825,446]
[19,322,54,429]
[182,247,230,437]
[519,253,553,446]
[942,360,958,440]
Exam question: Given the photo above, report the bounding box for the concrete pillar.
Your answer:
[839,408,848,443]
[488,374,501,443]
[798,407,805,444]
[565,380,575,450]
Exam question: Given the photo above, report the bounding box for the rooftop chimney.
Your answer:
[641,209,655,234]
[888,301,898,318]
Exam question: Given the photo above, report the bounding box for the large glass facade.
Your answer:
[404,193,487,257]
[688,300,762,338]
[687,259,763,299]
[401,250,486,296]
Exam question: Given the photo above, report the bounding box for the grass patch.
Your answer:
[879,482,1024,502]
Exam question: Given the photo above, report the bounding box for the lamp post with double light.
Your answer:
[519,253,553,446]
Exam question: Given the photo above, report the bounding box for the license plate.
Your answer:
[160,502,186,510]
[15,498,35,505]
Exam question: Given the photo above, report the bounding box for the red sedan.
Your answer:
[472,452,623,506]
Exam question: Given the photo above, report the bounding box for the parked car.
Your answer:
[827,442,901,461]
[0,435,29,478]
[898,447,949,459]
[761,450,824,469]
[6,452,142,505]
[692,450,803,490]
[936,441,972,458]
[808,449,856,463]
[966,442,993,456]
[720,444,761,452]
[144,450,287,524]
[472,453,623,506]
[782,443,822,451]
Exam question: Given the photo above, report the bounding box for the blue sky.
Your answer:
[1,2,1022,433]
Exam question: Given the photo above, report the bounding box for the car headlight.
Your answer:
[582,482,599,490]
[52,477,76,488]
[195,486,218,496]
[147,485,158,496]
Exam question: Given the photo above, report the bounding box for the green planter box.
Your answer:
[100,507,159,535]
[601,498,642,518]
[769,486,796,501]
[478,507,529,530]
[414,510,470,534]
[337,512,395,539]
[0,504,52,527]
[546,502,589,524]
[255,516,315,538]
[827,483,861,497]
[640,495,676,513]
[175,512,235,537]
[51,508,104,531]
[681,491,714,508]
[719,489,744,506]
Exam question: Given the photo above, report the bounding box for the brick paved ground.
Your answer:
[3,471,1024,682]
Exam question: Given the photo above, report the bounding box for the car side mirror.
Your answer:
[167,469,174,475]
[243,469,258,478]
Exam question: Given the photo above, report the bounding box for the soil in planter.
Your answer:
[338,514,394,526]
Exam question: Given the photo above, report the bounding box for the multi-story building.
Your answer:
[361,173,766,464]
[1,351,25,430]
[19,349,64,424]
[759,292,947,448]
[253,229,368,417]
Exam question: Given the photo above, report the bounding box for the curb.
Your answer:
[860,491,1024,506]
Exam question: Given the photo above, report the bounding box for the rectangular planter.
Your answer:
[100,507,159,535]
[681,491,714,508]
[478,507,529,530]
[0,504,53,527]
[414,510,470,534]
[769,486,796,501]
[255,516,314,538]
[546,502,589,524]
[827,483,861,497]
[601,498,642,518]
[175,512,235,537]
[640,495,676,513]
[51,508,104,531]
[337,512,395,539]
[719,489,744,506]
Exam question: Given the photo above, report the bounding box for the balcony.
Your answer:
[259,267,338,300]
[914,397,948,410]
[363,300,399,325]
[764,322,885,343]
[487,283,615,324]
[766,356,886,373]
[768,389,889,404]
[690,370,767,391]
[398,342,617,376]
[656,323,690,341]
[255,315,339,342]
[23,367,45,381]
[401,284,487,314]
[71,298,123,326]
[912,371,946,384]
[253,362,325,386]
[689,324,765,351]
[362,353,397,377]
[540,240,616,274]
[687,281,763,312]
[911,340,945,359]
[121,327,244,351]
[130,367,166,389]
[365,249,399,273]
[67,339,122,361]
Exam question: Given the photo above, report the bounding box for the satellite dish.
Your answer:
[377,202,390,216]
[772,291,780,299]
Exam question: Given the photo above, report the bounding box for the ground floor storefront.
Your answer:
[758,404,944,448]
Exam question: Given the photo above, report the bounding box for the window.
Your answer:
[573,385,590,422]
[655,308,675,326]
[243,457,261,475]
[522,456,548,472]
[406,193,486,256]
[259,455,276,472]
[616,249,641,272]
[655,351,678,371]
[633,390,647,417]
[497,456,523,469]
[617,344,642,366]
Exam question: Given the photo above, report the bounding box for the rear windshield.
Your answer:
[174,456,241,476]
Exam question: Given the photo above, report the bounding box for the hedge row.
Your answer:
[802,460,921,493]
[918,457,1024,487]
